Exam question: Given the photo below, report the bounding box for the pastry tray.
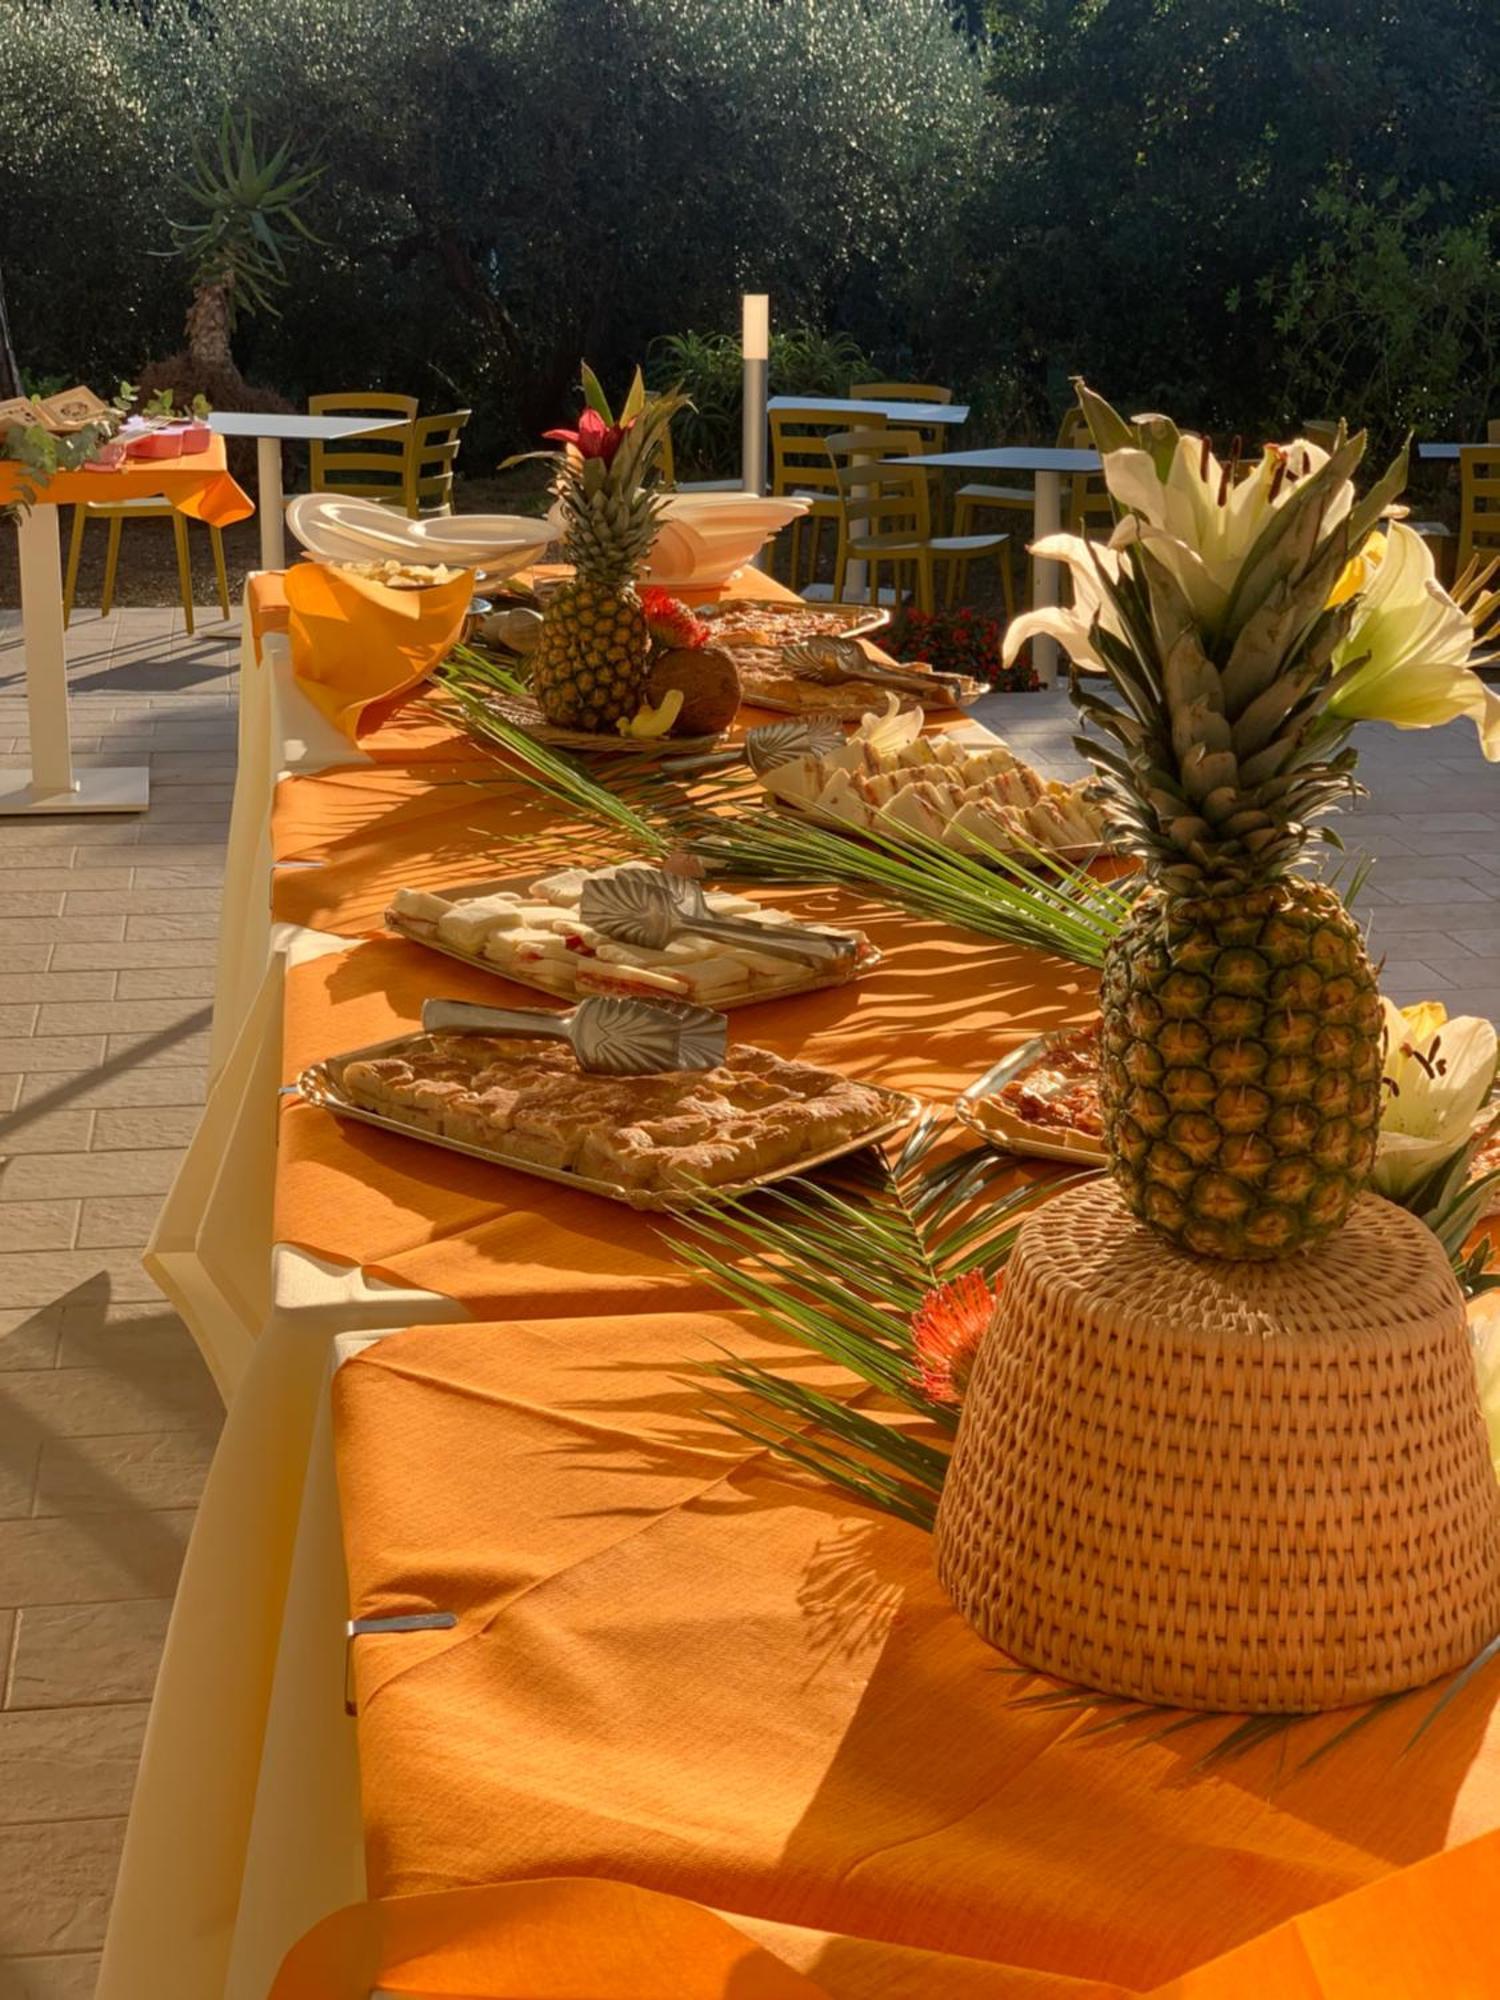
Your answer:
[955,1028,1108,1165]
[293,1031,921,1211]
[691,599,892,645]
[762,793,1107,869]
[739,671,979,718]
[384,872,881,1011]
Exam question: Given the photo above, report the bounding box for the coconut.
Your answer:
[646,646,742,737]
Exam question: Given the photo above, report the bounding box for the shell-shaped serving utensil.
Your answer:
[658,713,845,779]
[581,868,857,968]
[422,994,727,1075]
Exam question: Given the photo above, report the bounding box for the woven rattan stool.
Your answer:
[935,1179,1500,1711]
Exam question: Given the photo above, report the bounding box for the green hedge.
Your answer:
[3,0,1498,463]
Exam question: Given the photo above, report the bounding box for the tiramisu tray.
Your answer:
[296,1029,918,1210]
[386,862,879,1010]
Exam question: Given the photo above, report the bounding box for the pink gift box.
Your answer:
[174,422,211,454]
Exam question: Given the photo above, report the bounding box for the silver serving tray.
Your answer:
[955,1027,1108,1165]
[293,1031,920,1212]
[384,873,881,1011]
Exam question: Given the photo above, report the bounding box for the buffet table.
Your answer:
[102,565,1500,2000]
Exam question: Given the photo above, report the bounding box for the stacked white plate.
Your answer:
[649,492,810,586]
[286,495,551,582]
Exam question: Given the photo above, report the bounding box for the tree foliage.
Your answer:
[1,0,1497,462]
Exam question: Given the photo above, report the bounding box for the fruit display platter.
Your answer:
[464,682,726,757]
[295,1034,920,1212]
[384,867,882,1011]
[955,1024,1107,1164]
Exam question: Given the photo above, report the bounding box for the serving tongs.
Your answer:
[580,867,857,969]
[422,994,727,1075]
[782,636,974,702]
[660,713,845,778]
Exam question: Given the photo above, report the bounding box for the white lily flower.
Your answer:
[999,533,1123,673]
[1103,433,1353,635]
[1372,997,1499,1200]
[1326,523,1500,760]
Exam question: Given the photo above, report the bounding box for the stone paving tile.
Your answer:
[0,610,236,1981]
[7,1602,171,1711]
[0,1818,126,1953]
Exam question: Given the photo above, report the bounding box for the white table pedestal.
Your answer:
[1,504,149,814]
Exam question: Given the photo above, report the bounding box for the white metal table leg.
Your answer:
[256,437,285,572]
[1030,469,1062,687]
[0,505,149,815]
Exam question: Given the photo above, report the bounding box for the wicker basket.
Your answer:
[934,1179,1500,1711]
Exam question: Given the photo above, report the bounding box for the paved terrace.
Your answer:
[0,603,1495,1992]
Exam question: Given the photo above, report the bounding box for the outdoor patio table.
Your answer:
[0,441,251,812]
[208,411,406,571]
[766,394,970,428]
[903,446,1101,686]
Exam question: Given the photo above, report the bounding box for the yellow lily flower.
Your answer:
[1372,997,1498,1200]
[1326,523,1500,759]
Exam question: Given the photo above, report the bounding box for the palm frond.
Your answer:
[439,648,1133,969]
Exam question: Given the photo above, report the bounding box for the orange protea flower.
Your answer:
[640,586,708,650]
[910,1269,998,1406]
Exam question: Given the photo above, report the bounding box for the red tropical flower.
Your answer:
[640,586,708,650]
[543,407,632,464]
[909,1269,998,1406]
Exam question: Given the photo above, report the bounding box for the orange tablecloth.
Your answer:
[271,1314,1500,1999]
[0,440,252,521]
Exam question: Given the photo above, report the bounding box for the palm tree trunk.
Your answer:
[184,280,236,376]
[0,264,23,402]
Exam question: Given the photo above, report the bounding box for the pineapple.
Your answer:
[529,367,684,733]
[1061,387,1410,1260]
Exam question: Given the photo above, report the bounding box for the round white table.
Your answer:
[905,446,1101,685]
[208,412,407,570]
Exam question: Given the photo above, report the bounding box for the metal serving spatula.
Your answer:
[660,713,846,778]
[421,995,727,1075]
[580,868,857,968]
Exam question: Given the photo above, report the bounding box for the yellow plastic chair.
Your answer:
[401,409,471,518]
[307,391,418,507]
[62,499,229,635]
[769,405,857,588]
[828,457,1011,614]
[850,382,953,451]
[1456,447,1500,573]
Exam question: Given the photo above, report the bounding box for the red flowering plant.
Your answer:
[910,1269,999,1407]
[894,604,1040,693]
[542,404,629,464]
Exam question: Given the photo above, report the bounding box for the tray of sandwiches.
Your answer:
[955,1022,1107,1164]
[386,862,879,1009]
[297,1028,918,1209]
[755,701,1111,861]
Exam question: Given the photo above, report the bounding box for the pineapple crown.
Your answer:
[1067,382,1409,898]
[523,364,690,585]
